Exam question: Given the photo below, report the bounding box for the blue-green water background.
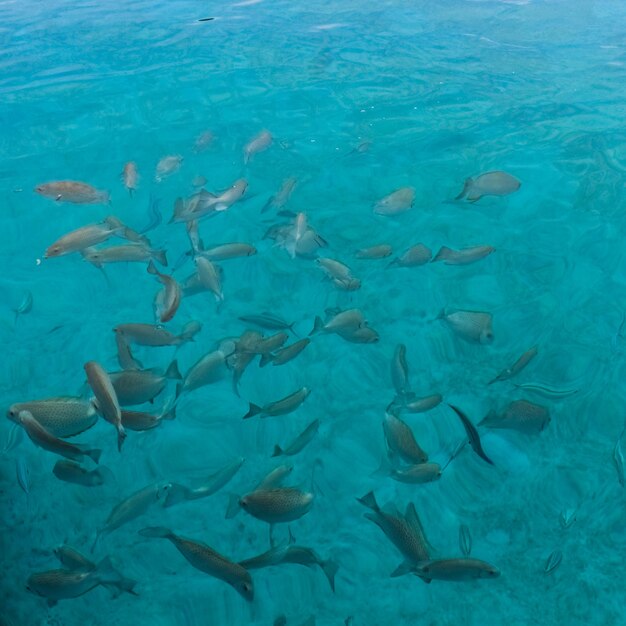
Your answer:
[2,0,626,624]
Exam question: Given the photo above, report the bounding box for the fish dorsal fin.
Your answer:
[404,502,434,555]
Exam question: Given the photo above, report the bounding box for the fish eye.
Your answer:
[239,498,248,508]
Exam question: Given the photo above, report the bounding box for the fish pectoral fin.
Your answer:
[390,561,414,578]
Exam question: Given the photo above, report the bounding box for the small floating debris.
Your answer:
[544,550,562,574]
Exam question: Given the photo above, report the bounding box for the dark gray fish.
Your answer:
[238,313,295,333]
[447,404,494,466]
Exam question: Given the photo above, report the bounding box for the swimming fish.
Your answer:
[27,557,136,606]
[355,244,393,259]
[122,162,139,196]
[52,460,112,486]
[317,258,361,291]
[121,404,176,431]
[13,289,33,324]
[15,456,30,494]
[244,129,272,164]
[115,330,143,371]
[115,321,201,347]
[479,400,550,434]
[390,344,410,397]
[243,387,311,419]
[82,243,167,268]
[262,338,311,367]
[94,482,172,550]
[155,155,183,182]
[193,130,214,153]
[35,181,110,205]
[268,213,328,259]
[489,345,538,384]
[432,245,495,265]
[387,462,442,485]
[383,413,428,465]
[387,244,432,268]
[45,218,122,258]
[455,170,520,202]
[198,243,257,261]
[147,261,182,323]
[239,487,314,523]
[109,360,182,406]
[16,411,101,464]
[438,309,494,344]
[239,544,338,592]
[139,527,254,601]
[544,550,562,574]
[448,405,494,466]
[374,187,415,215]
[177,348,228,396]
[262,177,297,213]
[7,398,98,438]
[412,558,500,582]
[195,257,223,302]
[357,492,431,575]
[459,524,472,556]
[238,313,295,333]
[272,419,320,457]
[511,382,578,399]
[310,309,379,343]
[84,360,125,452]
[388,393,443,415]
[139,194,162,234]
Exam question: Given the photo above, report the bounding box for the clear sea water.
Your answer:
[2,0,626,624]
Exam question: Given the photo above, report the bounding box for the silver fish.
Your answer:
[121,404,176,431]
[244,129,272,164]
[17,411,101,464]
[374,187,415,215]
[81,243,167,268]
[439,309,494,344]
[13,289,33,323]
[109,360,182,406]
[389,462,441,485]
[35,181,110,205]
[479,400,550,434]
[155,155,183,182]
[52,460,111,486]
[388,244,432,268]
[263,338,311,367]
[239,487,314,523]
[84,360,125,452]
[272,419,320,457]
[262,177,297,213]
[432,245,495,266]
[177,349,228,396]
[391,344,410,396]
[489,345,538,384]
[199,243,257,261]
[139,527,254,601]
[193,130,214,153]
[239,313,295,333]
[195,257,223,302]
[243,387,311,419]
[355,244,393,259]
[7,397,97,438]
[413,558,500,582]
[455,170,520,202]
[115,329,142,371]
[122,162,138,196]
[45,218,121,258]
[383,413,428,465]
[115,321,201,347]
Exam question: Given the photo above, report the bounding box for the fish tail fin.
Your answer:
[242,403,262,419]
[432,246,451,263]
[162,403,177,421]
[86,447,102,464]
[454,177,473,200]
[390,560,415,578]
[153,249,168,267]
[434,309,446,322]
[165,359,182,380]
[385,259,399,269]
[225,493,242,519]
[477,410,496,427]
[259,353,274,367]
[138,526,173,539]
[310,316,324,336]
[321,560,339,592]
[271,444,283,458]
[356,491,379,513]
[128,188,134,198]
[371,454,392,478]
[116,428,127,453]
[146,260,158,276]
[175,383,183,399]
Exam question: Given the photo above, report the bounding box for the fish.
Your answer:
[459,525,472,556]
[448,404,494,466]
[13,289,33,324]
[115,329,142,371]
[139,527,254,601]
[139,194,162,234]
[122,162,138,196]
[438,309,494,344]
[613,424,626,487]
[7,398,97,438]
[209,178,248,213]
[268,213,328,259]
[192,175,207,188]
[16,411,101,464]
[243,129,272,164]
[94,482,172,550]
[121,404,176,431]
[114,321,201,347]
[511,382,578,399]
[82,243,167,268]
[109,360,182,406]
[193,130,214,153]
[52,460,112,486]
[35,181,110,205]
[317,258,360,288]
[53,545,97,572]
[84,360,125,452]
[455,170,520,202]
[388,393,443,415]
[388,244,432,268]
[45,218,122,258]
[355,244,393,259]
[254,332,290,358]
[432,245,495,265]
[239,544,338,592]
[15,456,30,494]
[489,345,538,384]
[310,309,379,344]
[27,557,136,605]
[243,387,311,419]
[413,558,500,582]
[177,349,228,397]
[374,187,415,215]
[147,261,182,323]
[272,419,320,457]
[388,462,442,485]
[103,216,149,245]
[544,550,562,574]
[155,155,183,182]
[391,344,410,397]
[198,243,257,261]
[262,177,297,213]
[239,487,314,523]
[238,313,295,333]
[195,257,223,302]
[262,338,311,367]
[357,492,431,575]
[479,400,550,434]
[383,413,428,465]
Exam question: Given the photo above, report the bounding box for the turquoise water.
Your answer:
[3,0,626,623]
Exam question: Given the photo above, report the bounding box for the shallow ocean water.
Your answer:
[2,0,626,624]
